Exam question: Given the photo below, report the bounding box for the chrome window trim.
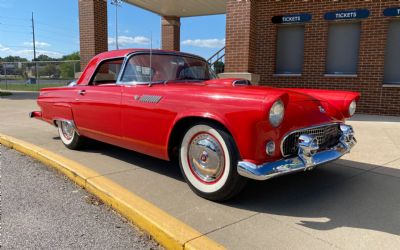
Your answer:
[280,122,341,157]
[116,51,211,86]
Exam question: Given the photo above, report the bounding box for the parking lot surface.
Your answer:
[1,91,400,249]
[0,145,162,249]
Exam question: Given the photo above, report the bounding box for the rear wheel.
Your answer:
[58,120,84,150]
[179,123,247,201]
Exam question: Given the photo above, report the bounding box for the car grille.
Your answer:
[281,124,341,157]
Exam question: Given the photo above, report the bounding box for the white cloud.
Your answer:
[15,49,62,58]
[182,39,225,48]
[0,44,11,52]
[0,40,62,59]
[23,41,51,48]
[108,35,150,46]
[0,48,63,60]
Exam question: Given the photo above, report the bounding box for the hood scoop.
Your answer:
[233,79,252,86]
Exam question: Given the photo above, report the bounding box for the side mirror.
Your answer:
[67,80,77,87]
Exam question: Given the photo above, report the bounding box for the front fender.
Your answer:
[285,88,360,118]
[172,111,235,136]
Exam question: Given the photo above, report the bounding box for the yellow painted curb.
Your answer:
[0,133,225,250]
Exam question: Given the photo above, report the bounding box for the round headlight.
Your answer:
[269,99,285,127]
[348,100,356,117]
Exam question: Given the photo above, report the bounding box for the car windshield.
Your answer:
[120,53,216,84]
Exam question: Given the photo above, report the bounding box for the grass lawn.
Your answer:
[0,83,66,91]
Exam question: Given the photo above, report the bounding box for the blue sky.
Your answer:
[0,0,226,60]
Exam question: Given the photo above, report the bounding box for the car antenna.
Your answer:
[148,32,153,87]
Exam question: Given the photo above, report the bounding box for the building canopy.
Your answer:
[124,0,226,17]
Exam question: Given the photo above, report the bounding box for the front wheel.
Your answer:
[58,120,84,150]
[179,123,247,201]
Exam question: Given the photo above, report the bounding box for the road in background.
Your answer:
[0,79,69,85]
[0,145,162,249]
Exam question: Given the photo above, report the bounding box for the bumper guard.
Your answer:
[238,124,356,181]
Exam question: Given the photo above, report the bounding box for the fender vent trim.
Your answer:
[139,95,162,103]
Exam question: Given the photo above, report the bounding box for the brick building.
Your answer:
[79,0,400,115]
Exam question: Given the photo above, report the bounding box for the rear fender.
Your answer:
[42,102,75,126]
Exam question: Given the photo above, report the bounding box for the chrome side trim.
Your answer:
[280,122,341,157]
[139,95,162,103]
[52,118,80,136]
[239,124,356,181]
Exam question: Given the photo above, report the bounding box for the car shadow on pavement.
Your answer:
[65,138,400,237]
[80,139,184,182]
[228,160,400,236]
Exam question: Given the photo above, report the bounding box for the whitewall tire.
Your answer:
[179,123,247,201]
[58,120,84,150]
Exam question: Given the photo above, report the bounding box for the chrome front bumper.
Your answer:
[238,124,356,181]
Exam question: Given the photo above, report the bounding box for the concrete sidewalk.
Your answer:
[1,91,400,249]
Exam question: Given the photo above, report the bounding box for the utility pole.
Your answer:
[111,0,122,50]
[31,12,39,85]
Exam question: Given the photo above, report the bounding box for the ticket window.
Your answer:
[275,25,305,75]
[384,20,400,85]
[326,22,361,75]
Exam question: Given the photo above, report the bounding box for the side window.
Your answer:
[121,63,154,82]
[91,58,123,85]
[178,66,207,80]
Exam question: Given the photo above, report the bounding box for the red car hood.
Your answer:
[172,81,344,125]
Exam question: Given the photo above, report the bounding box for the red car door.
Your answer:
[72,58,124,146]
[121,84,173,160]
[72,84,123,145]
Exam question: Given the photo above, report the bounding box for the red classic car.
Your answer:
[30,49,358,201]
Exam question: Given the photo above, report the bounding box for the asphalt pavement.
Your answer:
[0,145,162,249]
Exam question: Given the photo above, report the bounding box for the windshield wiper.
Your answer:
[148,80,167,87]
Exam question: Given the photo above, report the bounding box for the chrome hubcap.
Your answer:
[60,121,74,140]
[188,133,225,183]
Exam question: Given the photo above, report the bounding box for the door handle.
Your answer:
[78,90,86,96]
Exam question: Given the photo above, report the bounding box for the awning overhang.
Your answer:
[124,0,226,17]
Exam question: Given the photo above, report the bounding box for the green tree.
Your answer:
[0,56,28,62]
[213,61,225,74]
[59,62,80,79]
[62,52,80,61]
[39,64,60,78]
[59,52,80,79]
[35,54,58,61]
